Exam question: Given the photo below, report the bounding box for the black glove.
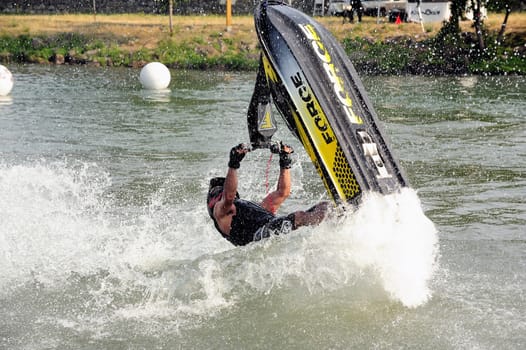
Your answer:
[228,143,247,169]
[279,143,294,169]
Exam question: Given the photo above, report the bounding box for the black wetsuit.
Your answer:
[212,199,294,246]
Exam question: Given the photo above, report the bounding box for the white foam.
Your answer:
[338,189,440,307]
[0,161,113,290]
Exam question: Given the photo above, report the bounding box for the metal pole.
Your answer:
[417,0,425,33]
[169,0,173,35]
[226,0,232,32]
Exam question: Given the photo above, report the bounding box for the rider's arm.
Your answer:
[261,167,291,214]
[220,167,238,210]
[261,144,293,214]
[215,145,248,218]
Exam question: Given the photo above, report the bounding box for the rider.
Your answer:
[207,143,330,246]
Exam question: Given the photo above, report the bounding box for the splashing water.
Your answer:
[0,159,438,340]
[0,161,112,290]
[336,189,439,307]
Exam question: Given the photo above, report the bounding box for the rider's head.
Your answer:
[207,178,224,218]
[206,177,239,218]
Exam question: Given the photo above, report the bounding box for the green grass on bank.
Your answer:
[0,13,524,74]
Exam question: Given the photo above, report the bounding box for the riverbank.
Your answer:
[0,13,525,74]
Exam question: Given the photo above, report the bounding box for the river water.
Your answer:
[0,65,524,349]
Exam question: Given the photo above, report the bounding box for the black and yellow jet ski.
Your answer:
[247,1,408,205]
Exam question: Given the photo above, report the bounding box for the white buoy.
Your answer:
[139,62,171,90]
[0,65,14,96]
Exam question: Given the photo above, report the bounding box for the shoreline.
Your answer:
[1,14,525,75]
